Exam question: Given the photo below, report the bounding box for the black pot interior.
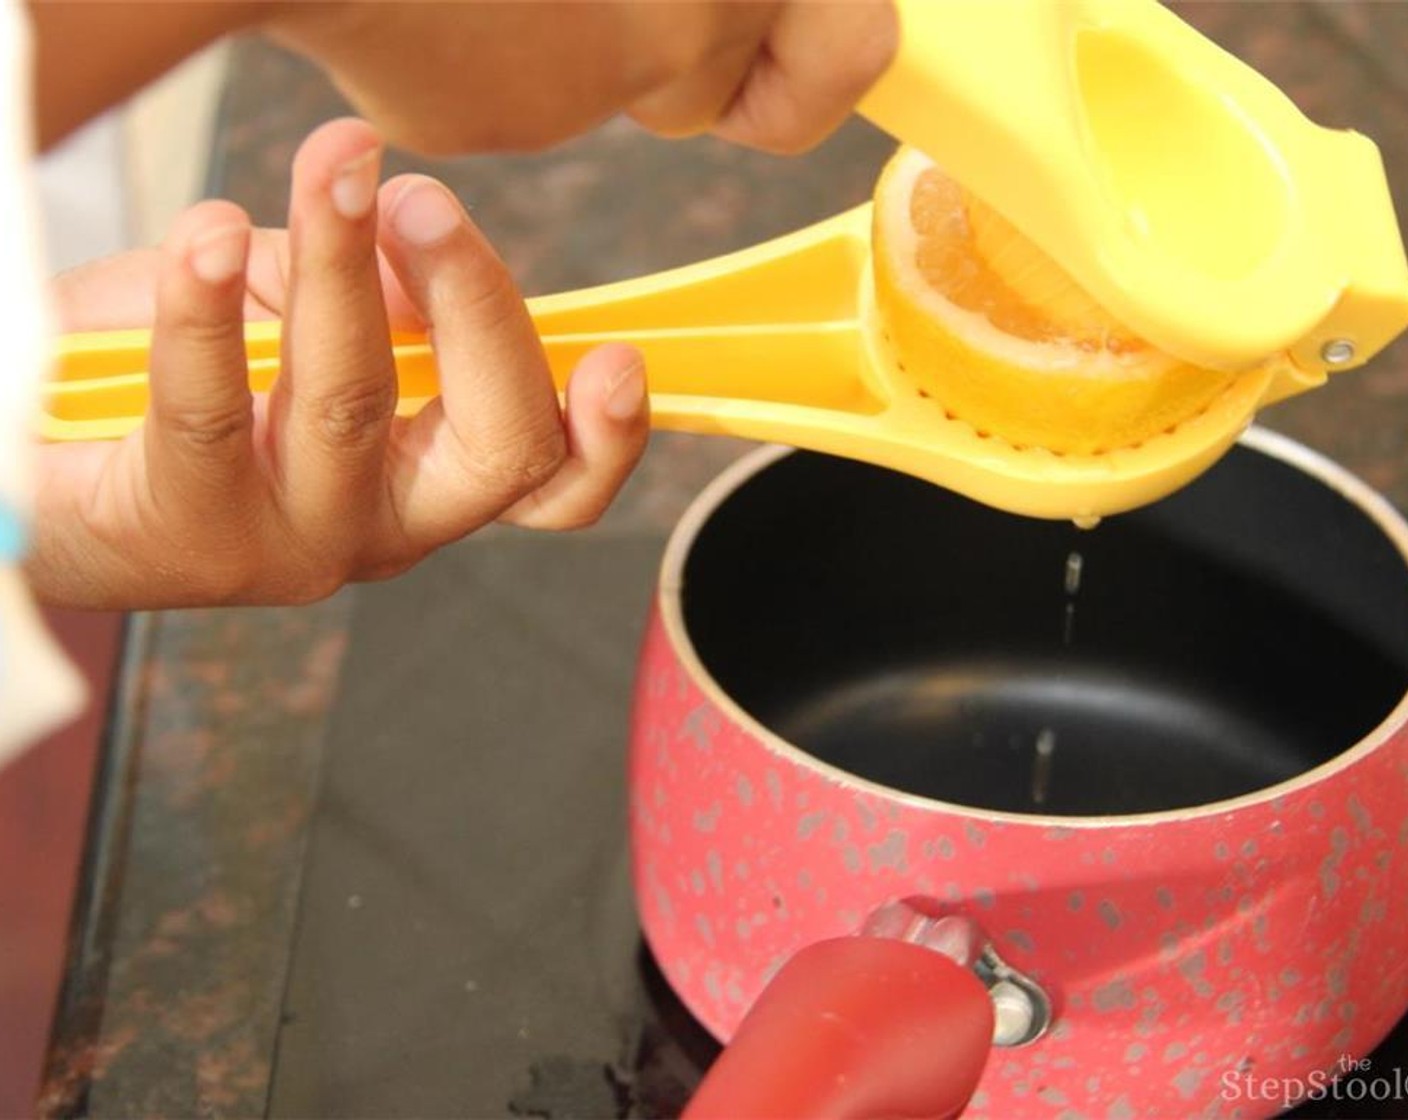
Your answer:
[679,444,1408,816]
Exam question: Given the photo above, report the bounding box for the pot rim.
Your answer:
[656,426,1408,828]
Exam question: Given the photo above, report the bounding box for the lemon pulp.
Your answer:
[872,147,1240,456]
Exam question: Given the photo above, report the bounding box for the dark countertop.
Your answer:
[37,3,1408,1117]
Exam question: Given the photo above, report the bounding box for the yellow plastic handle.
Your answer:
[43,208,880,443]
[857,0,1408,375]
[39,203,1281,523]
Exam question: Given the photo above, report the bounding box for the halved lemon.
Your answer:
[872,147,1240,455]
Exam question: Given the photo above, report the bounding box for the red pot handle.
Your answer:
[683,936,995,1120]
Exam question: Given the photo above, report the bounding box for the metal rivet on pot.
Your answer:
[991,979,1037,1046]
[1320,339,1356,366]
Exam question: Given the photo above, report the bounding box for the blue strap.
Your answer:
[0,502,26,561]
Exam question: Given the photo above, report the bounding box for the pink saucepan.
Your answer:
[628,427,1408,1118]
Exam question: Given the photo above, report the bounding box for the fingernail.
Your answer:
[391,178,463,246]
[331,146,381,220]
[188,224,250,285]
[604,360,646,421]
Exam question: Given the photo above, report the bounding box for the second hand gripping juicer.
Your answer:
[42,0,1408,520]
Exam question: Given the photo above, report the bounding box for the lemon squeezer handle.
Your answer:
[43,319,870,441]
[42,207,879,445]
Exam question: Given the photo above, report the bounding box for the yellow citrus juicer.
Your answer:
[41,0,1408,520]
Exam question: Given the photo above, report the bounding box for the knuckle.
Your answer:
[309,379,397,449]
[162,306,242,345]
[630,34,698,89]
[659,10,731,74]
[267,555,349,607]
[280,532,363,605]
[755,129,815,157]
[349,553,421,584]
[451,255,522,329]
[201,559,261,605]
[204,525,356,607]
[850,44,894,93]
[757,115,824,156]
[156,401,254,449]
[468,424,567,500]
[286,573,345,606]
[849,9,901,86]
[715,91,812,156]
[740,99,815,155]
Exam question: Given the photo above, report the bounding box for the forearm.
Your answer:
[26,0,271,150]
[27,1,897,170]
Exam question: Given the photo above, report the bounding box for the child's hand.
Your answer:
[28,120,649,610]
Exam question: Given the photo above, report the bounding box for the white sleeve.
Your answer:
[0,0,51,517]
[0,0,85,771]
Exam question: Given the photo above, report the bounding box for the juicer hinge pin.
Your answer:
[1321,339,1356,366]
